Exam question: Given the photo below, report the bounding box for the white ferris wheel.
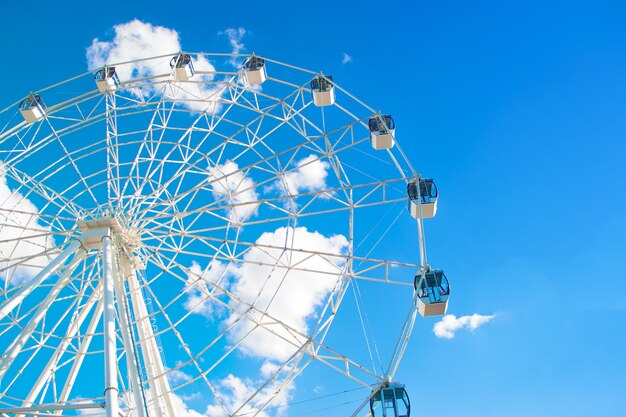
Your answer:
[0,52,450,417]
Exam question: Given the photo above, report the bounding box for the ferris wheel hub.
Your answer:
[77,211,141,253]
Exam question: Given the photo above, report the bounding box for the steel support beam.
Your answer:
[58,296,104,409]
[0,247,85,380]
[20,284,100,412]
[0,402,105,414]
[0,240,82,321]
[126,269,175,417]
[115,256,148,417]
[102,234,119,417]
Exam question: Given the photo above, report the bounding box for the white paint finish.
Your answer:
[102,234,119,417]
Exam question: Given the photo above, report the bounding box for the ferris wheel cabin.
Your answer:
[415,269,450,317]
[243,56,267,85]
[369,115,396,150]
[94,67,120,93]
[370,383,411,417]
[407,178,438,219]
[310,74,335,106]
[19,94,46,123]
[170,53,194,81]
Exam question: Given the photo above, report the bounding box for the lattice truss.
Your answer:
[0,53,426,417]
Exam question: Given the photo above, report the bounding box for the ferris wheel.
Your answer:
[0,52,450,417]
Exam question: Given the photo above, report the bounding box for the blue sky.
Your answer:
[1,0,626,416]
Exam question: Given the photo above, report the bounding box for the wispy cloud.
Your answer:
[205,374,294,417]
[433,314,495,339]
[180,392,203,402]
[220,27,247,67]
[341,52,353,65]
[167,368,193,384]
[260,361,280,378]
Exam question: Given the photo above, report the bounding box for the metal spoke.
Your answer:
[0,51,427,417]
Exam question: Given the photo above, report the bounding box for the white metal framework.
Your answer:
[0,52,437,416]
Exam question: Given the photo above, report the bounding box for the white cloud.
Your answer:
[226,226,348,361]
[167,368,193,384]
[341,53,353,65]
[433,314,495,339]
[220,28,247,67]
[208,161,260,223]
[260,361,280,378]
[0,163,54,284]
[183,226,347,361]
[184,260,230,318]
[86,20,222,113]
[171,393,206,417]
[205,374,293,417]
[181,392,203,402]
[269,155,330,197]
[86,20,181,75]
[179,228,348,417]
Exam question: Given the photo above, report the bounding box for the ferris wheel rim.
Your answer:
[0,51,426,417]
